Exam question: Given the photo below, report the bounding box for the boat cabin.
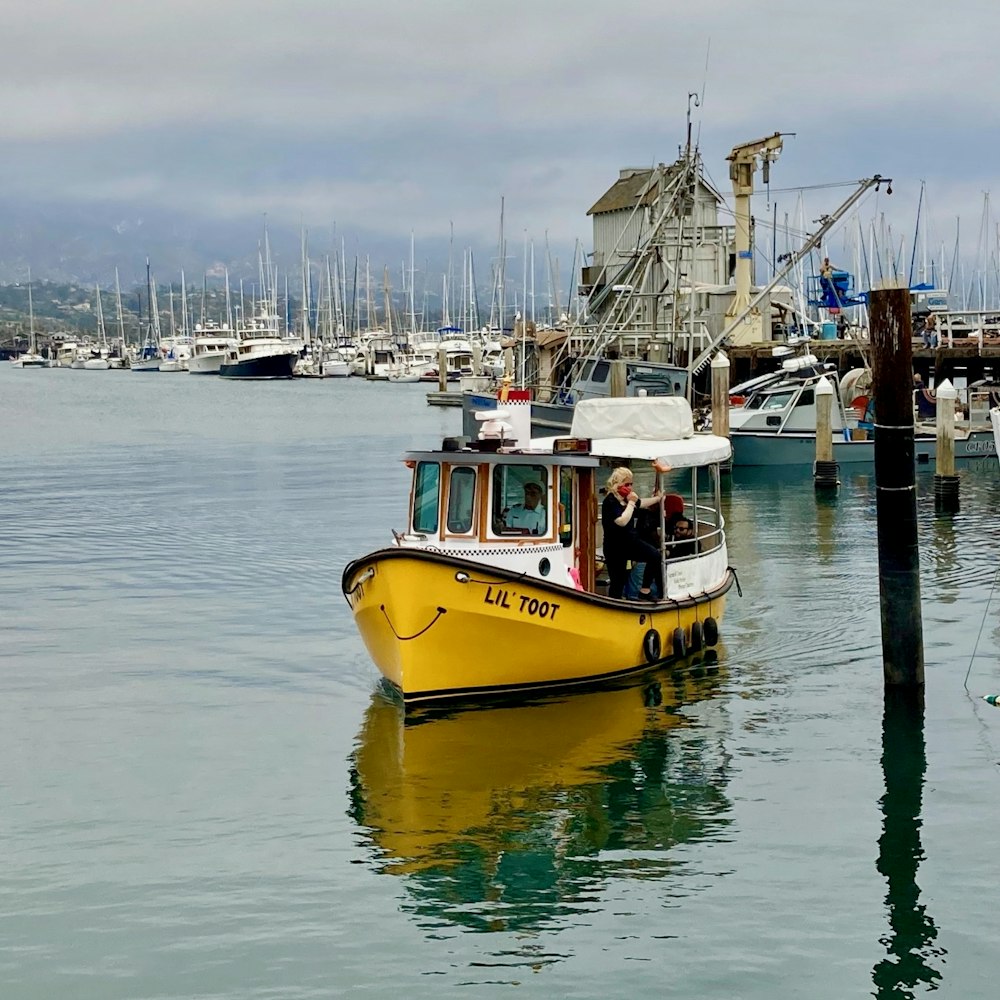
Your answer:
[395,396,731,601]
[730,367,851,435]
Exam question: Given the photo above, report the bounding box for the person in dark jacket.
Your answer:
[601,466,663,600]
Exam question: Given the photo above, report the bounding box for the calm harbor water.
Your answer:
[2,364,999,999]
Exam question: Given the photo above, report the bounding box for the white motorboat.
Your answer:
[9,352,47,368]
[188,323,235,375]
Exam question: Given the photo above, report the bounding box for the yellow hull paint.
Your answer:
[343,549,730,701]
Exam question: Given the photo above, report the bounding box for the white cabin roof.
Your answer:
[534,397,732,468]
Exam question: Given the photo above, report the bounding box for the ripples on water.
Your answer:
[2,367,999,998]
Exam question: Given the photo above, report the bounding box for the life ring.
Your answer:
[642,629,661,664]
[672,626,687,659]
[703,617,719,647]
[689,621,704,653]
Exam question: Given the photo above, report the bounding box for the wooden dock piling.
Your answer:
[870,286,924,688]
[711,350,730,437]
[934,379,960,511]
[813,375,839,489]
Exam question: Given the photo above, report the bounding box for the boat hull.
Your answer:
[218,351,297,379]
[342,548,731,703]
[730,429,997,466]
[188,353,226,374]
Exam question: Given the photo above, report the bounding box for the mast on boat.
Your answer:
[27,267,36,355]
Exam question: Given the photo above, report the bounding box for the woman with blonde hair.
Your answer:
[600,466,664,600]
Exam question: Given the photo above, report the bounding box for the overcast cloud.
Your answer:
[3,0,998,282]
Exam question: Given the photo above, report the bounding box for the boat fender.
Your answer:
[689,620,704,653]
[642,629,661,664]
[703,617,719,647]
[672,627,686,660]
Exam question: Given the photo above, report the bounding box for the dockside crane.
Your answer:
[724,132,786,345]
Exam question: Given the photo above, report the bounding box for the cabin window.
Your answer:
[559,468,574,547]
[591,361,610,384]
[446,467,476,534]
[491,465,549,535]
[412,462,440,534]
[794,389,815,408]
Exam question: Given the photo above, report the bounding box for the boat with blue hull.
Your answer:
[218,305,299,380]
[728,362,996,466]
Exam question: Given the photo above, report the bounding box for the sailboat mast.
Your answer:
[95,284,107,347]
[27,267,35,354]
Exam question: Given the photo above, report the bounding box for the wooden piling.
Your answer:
[437,347,448,393]
[711,351,730,439]
[869,286,924,688]
[610,359,627,397]
[813,375,839,489]
[934,379,959,510]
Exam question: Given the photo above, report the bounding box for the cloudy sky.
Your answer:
[3,0,998,289]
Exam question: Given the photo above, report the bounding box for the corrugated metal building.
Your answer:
[579,154,736,346]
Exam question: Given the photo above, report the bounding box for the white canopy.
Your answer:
[533,396,732,468]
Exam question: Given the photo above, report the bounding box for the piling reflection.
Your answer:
[927,508,959,606]
[872,689,946,997]
[815,487,838,564]
[348,668,732,933]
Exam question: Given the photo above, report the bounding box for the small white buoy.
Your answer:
[982,695,1000,708]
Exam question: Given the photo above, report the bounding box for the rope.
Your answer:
[965,567,1000,690]
[379,604,447,641]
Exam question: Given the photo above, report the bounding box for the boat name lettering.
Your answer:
[482,586,560,620]
[518,595,560,620]
[965,440,996,454]
[483,585,513,609]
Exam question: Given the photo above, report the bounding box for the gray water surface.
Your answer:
[2,365,999,999]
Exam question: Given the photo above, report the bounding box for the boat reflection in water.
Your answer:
[348,662,732,933]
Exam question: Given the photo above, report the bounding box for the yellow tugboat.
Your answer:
[342,392,736,703]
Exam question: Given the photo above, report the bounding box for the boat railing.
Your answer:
[661,503,724,558]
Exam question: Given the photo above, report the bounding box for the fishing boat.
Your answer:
[728,363,997,465]
[462,358,690,439]
[342,391,735,704]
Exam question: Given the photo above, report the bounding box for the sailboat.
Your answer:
[132,261,163,372]
[82,285,112,369]
[9,269,47,368]
[109,267,128,367]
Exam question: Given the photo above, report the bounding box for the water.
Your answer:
[2,365,999,999]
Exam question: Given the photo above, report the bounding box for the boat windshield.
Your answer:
[492,465,549,536]
[747,389,796,411]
